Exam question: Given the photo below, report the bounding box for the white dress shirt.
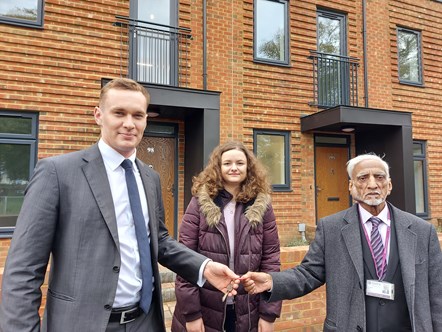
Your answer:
[98,139,149,308]
[359,204,391,263]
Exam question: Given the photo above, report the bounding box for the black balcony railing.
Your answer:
[114,15,192,87]
[309,51,360,108]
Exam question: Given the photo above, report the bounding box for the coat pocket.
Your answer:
[324,318,338,331]
[47,288,75,302]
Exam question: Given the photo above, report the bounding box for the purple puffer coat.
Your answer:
[171,187,282,332]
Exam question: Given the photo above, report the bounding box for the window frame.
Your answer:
[413,140,429,218]
[253,129,291,191]
[397,27,423,86]
[0,0,44,28]
[0,111,38,238]
[253,0,290,66]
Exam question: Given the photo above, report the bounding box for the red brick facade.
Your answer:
[1,0,442,330]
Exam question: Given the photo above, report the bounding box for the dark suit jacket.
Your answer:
[264,203,442,331]
[0,144,207,332]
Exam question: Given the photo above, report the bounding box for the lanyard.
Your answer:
[361,217,390,281]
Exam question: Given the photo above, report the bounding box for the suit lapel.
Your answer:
[81,145,120,250]
[390,205,416,308]
[341,205,365,288]
[360,224,378,280]
[384,211,400,281]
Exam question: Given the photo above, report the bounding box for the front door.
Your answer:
[138,135,177,238]
[315,143,350,220]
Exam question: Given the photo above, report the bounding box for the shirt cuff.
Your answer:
[197,259,211,287]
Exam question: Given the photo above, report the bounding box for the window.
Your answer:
[413,141,428,217]
[317,10,346,56]
[397,28,423,85]
[254,0,289,65]
[129,0,179,85]
[315,10,351,107]
[0,111,38,237]
[253,130,290,191]
[0,0,44,27]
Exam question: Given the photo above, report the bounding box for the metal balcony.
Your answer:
[114,15,192,87]
[309,51,360,108]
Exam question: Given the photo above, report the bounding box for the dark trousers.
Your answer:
[224,304,236,332]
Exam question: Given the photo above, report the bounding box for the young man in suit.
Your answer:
[0,78,238,332]
[242,154,442,332]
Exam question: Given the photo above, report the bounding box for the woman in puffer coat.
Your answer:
[171,141,282,332]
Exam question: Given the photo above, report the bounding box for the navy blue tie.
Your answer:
[121,159,153,313]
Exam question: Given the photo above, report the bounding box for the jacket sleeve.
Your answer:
[151,165,206,284]
[266,218,326,303]
[258,204,282,322]
[174,197,204,322]
[0,158,58,332]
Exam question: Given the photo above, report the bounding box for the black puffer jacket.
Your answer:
[171,187,282,332]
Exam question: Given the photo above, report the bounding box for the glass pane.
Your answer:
[398,30,420,82]
[256,134,285,184]
[414,160,425,214]
[145,123,175,135]
[137,0,170,25]
[0,0,38,22]
[0,116,33,135]
[413,142,423,155]
[135,0,172,84]
[0,143,31,227]
[317,13,346,106]
[318,16,341,55]
[256,0,286,61]
[315,136,348,145]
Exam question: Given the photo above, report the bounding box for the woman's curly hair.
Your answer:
[191,141,271,203]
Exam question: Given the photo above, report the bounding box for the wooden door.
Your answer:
[315,146,350,220]
[138,136,176,238]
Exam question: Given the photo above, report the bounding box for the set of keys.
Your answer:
[222,282,234,302]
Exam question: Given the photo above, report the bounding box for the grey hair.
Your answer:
[346,153,390,179]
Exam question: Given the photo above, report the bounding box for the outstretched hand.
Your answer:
[240,271,273,294]
[203,261,240,296]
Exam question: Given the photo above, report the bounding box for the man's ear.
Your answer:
[94,106,102,125]
[348,179,353,192]
[387,179,392,195]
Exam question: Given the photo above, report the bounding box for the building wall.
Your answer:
[1,0,442,329]
[0,0,130,158]
[369,0,442,222]
[1,0,441,242]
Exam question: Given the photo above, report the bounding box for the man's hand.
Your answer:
[240,271,273,294]
[186,317,205,332]
[203,261,239,296]
[258,318,274,332]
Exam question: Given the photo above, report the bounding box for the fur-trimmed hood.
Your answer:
[196,185,271,228]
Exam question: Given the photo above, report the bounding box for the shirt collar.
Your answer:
[98,139,137,171]
[358,203,391,226]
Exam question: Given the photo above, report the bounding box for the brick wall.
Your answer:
[2,0,442,243]
[366,0,442,224]
[1,0,442,326]
[0,0,130,158]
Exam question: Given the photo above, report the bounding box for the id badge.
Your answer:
[366,280,395,300]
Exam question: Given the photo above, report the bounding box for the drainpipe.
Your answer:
[362,0,369,107]
[203,0,208,90]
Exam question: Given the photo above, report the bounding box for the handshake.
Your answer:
[204,261,273,298]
